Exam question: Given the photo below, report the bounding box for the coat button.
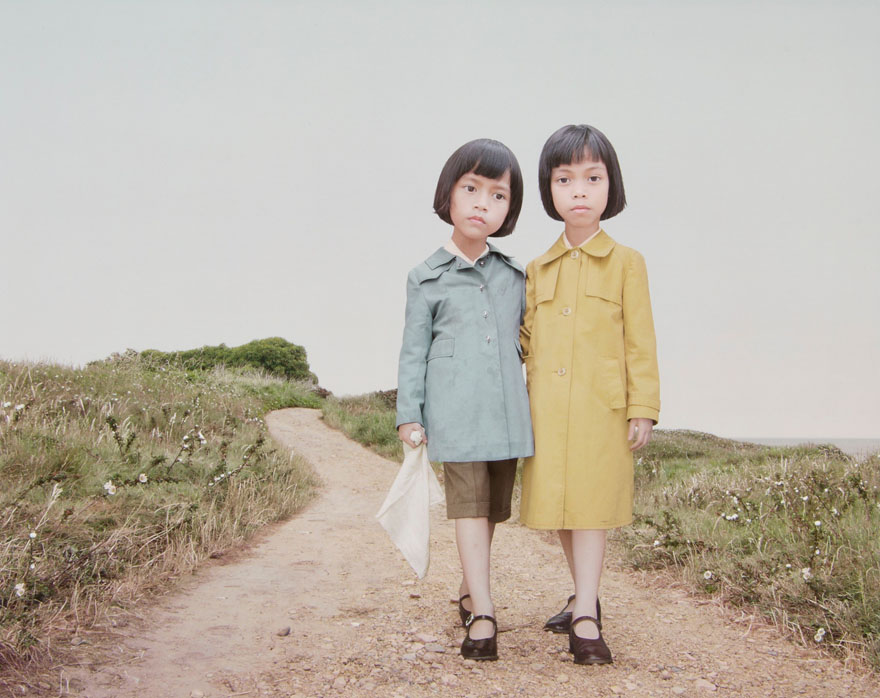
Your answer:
[479,284,485,291]
[482,311,489,318]
[570,250,579,259]
[486,335,492,343]
[557,367,566,376]
[478,259,486,266]
[562,307,572,316]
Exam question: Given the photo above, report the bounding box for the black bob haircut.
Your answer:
[433,138,523,238]
[538,124,627,222]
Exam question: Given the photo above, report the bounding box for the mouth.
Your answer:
[570,206,591,213]
[468,216,486,224]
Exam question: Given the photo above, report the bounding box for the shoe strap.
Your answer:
[459,594,471,603]
[466,614,497,628]
[571,614,600,629]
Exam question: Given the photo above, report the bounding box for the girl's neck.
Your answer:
[450,230,489,263]
[564,224,601,248]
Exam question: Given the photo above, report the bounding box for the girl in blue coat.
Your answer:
[396,138,534,660]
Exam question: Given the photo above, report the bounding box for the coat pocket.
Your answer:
[584,284,622,306]
[535,261,561,304]
[595,358,626,409]
[427,337,454,361]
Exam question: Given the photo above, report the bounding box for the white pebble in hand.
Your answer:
[410,430,423,445]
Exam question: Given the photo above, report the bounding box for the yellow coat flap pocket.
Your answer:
[535,260,561,304]
[585,258,622,304]
[427,337,454,361]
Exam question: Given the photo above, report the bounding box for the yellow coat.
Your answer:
[519,230,660,529]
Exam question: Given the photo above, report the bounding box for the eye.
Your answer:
[493,192,507,201]
[555,176,570,185]
[464,184,476,192]
[589,175,603,183]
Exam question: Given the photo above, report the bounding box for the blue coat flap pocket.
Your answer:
[427,337,454,361]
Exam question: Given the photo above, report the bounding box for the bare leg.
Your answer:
[557,528,576,611]
[570,529,606,639]
[455,517,495,639]
[458,521,496,613]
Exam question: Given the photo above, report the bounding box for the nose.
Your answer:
[474,193,489,210]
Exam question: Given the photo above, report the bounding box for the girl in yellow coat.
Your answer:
[520,124,660,665]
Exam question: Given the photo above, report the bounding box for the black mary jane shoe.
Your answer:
[458,594,472,627]
[569,615,613,665]
[544,595,601,634]
[460,614,498,661]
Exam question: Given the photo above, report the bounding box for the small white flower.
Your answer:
[653,539,660,547]
[103,480,117,495]
[814,520,822,527]
[14,583,25,597]
[801,496,809,502]
[785,563,792,569]
[198,431,206,445]
[831,508,839,516]
[814,627,826,643]
[1,401,10,408]
[29,563,35,570]
[138,473,148,483]
[801,567,813,582]
[28,531,36,539]
[703,570,714,580]
[815,548,821,555]
[14,404,25,411]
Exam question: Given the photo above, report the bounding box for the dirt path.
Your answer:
[64,408,877,697]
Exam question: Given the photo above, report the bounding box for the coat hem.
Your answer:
[519,517,633,531]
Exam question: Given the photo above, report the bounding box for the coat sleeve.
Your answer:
[519,261,536,360]
[622,251,661,423]
[396,270,433,428]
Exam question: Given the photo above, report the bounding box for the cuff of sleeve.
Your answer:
[395,413,424,429]
[627,405,659,423]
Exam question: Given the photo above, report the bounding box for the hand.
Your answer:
[398,423,427,449]
[628,418,653,451]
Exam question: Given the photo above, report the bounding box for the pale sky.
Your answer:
[1,1,878,439]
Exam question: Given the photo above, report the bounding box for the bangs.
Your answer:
[471,143,518,181]
[544,128,611,171]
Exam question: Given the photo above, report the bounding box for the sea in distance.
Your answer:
[735,437,880,459]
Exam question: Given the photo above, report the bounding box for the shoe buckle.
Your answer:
[465,612,474,627]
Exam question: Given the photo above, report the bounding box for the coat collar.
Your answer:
[418,243,523,282]
[534,229,616,266]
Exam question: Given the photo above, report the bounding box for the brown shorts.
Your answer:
[443,459,518,523]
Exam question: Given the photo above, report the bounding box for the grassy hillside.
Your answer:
[323,393,880,669]
[0,352,321,675]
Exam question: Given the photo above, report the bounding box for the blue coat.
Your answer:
[396,244,535,463]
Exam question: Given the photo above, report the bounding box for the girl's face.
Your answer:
[549,154,609,232]
[449,169,511,245]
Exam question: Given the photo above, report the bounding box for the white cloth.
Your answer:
[376,442,445,578]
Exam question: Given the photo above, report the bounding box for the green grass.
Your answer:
[321,397,880,669]
[0,352,321,676]
[322,391,402,461]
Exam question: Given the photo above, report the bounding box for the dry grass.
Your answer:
[0,353,319,685]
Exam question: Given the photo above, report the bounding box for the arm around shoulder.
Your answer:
[622,250,660,423]
[519,261,536,359]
